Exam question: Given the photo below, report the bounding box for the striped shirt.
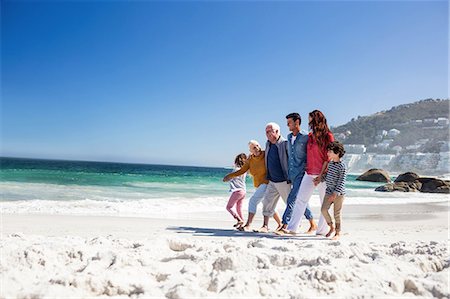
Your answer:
[324,161,347,196]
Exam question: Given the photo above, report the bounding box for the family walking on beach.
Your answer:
[223,110,348,240]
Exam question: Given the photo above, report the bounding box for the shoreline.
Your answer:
[1,201,448,241]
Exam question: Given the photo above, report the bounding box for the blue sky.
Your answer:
[1,0,448,167]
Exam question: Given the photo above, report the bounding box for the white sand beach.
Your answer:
[1,201,449,298]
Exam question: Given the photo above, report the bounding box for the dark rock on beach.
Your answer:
[417,178,450,194]
[356,169,391,183]
[394,172,420,183]
[375,172,450,194]
[375,182,420,192]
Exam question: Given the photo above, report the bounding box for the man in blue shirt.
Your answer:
[276,113,317,235]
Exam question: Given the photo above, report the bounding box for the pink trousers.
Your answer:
[226,190,245,221]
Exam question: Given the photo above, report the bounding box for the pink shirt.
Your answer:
[306,132,334,175]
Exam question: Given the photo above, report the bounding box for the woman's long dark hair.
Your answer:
[309,110,331,148]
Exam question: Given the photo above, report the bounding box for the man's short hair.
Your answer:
[266,122,280,132]
[327,141,346,158]
[286,113,301,125]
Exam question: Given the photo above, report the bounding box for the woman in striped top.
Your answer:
[321,141,347,240]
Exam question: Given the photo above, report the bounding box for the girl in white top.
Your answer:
[226,153,247,227]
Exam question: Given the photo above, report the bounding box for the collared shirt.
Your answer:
[287,132,308,181]
[290,134,297,145]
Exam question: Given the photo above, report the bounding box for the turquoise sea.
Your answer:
[1,157,446,218]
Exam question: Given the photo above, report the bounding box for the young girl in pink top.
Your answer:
[286,110,334,235]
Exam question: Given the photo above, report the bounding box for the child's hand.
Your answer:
[313,176,321,186]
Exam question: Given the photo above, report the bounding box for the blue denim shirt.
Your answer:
[287,132,308,181]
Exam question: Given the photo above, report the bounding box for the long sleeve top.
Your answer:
[227,152,268,188]
[324,161,347,196]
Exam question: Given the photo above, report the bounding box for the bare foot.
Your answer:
[239,225,252,232]
[332,232,341,240]
[326,226,335,238]
[306,222,318,234]
[233,221,244,228]
[254,226,269,233]
[276,224,287,231]
[274,228,289,236]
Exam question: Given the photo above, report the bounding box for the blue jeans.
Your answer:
[282,174,313,224]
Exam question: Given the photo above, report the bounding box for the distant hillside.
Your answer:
[331,99,450,154]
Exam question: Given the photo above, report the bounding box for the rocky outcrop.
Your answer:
[417,178,450,194]
[375,182,420,192]
[375,172,450,194]
[394,172,420,183]
[356,169,391,183]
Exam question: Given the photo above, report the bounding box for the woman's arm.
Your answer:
[313,161,329,186]
[313,133,334,185]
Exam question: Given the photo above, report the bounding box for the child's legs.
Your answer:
[333,195,345,231]
[236,191,246,220]
[320,194,334,225]
[226,191,242,220]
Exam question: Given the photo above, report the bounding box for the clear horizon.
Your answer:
[1,1,448,167]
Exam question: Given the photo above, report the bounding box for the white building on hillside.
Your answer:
[388,129,400,138]
[437,152,450,173]
[437,118,449,126]
[392,145,402,153]
[345,144,366,154]
[377,130,388,137]
[406,144,421,151]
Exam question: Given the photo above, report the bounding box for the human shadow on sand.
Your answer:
[167,226,329,240]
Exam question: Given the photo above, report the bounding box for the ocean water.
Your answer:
[1,157,448,219]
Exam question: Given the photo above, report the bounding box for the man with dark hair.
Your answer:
[275,112,317,235]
